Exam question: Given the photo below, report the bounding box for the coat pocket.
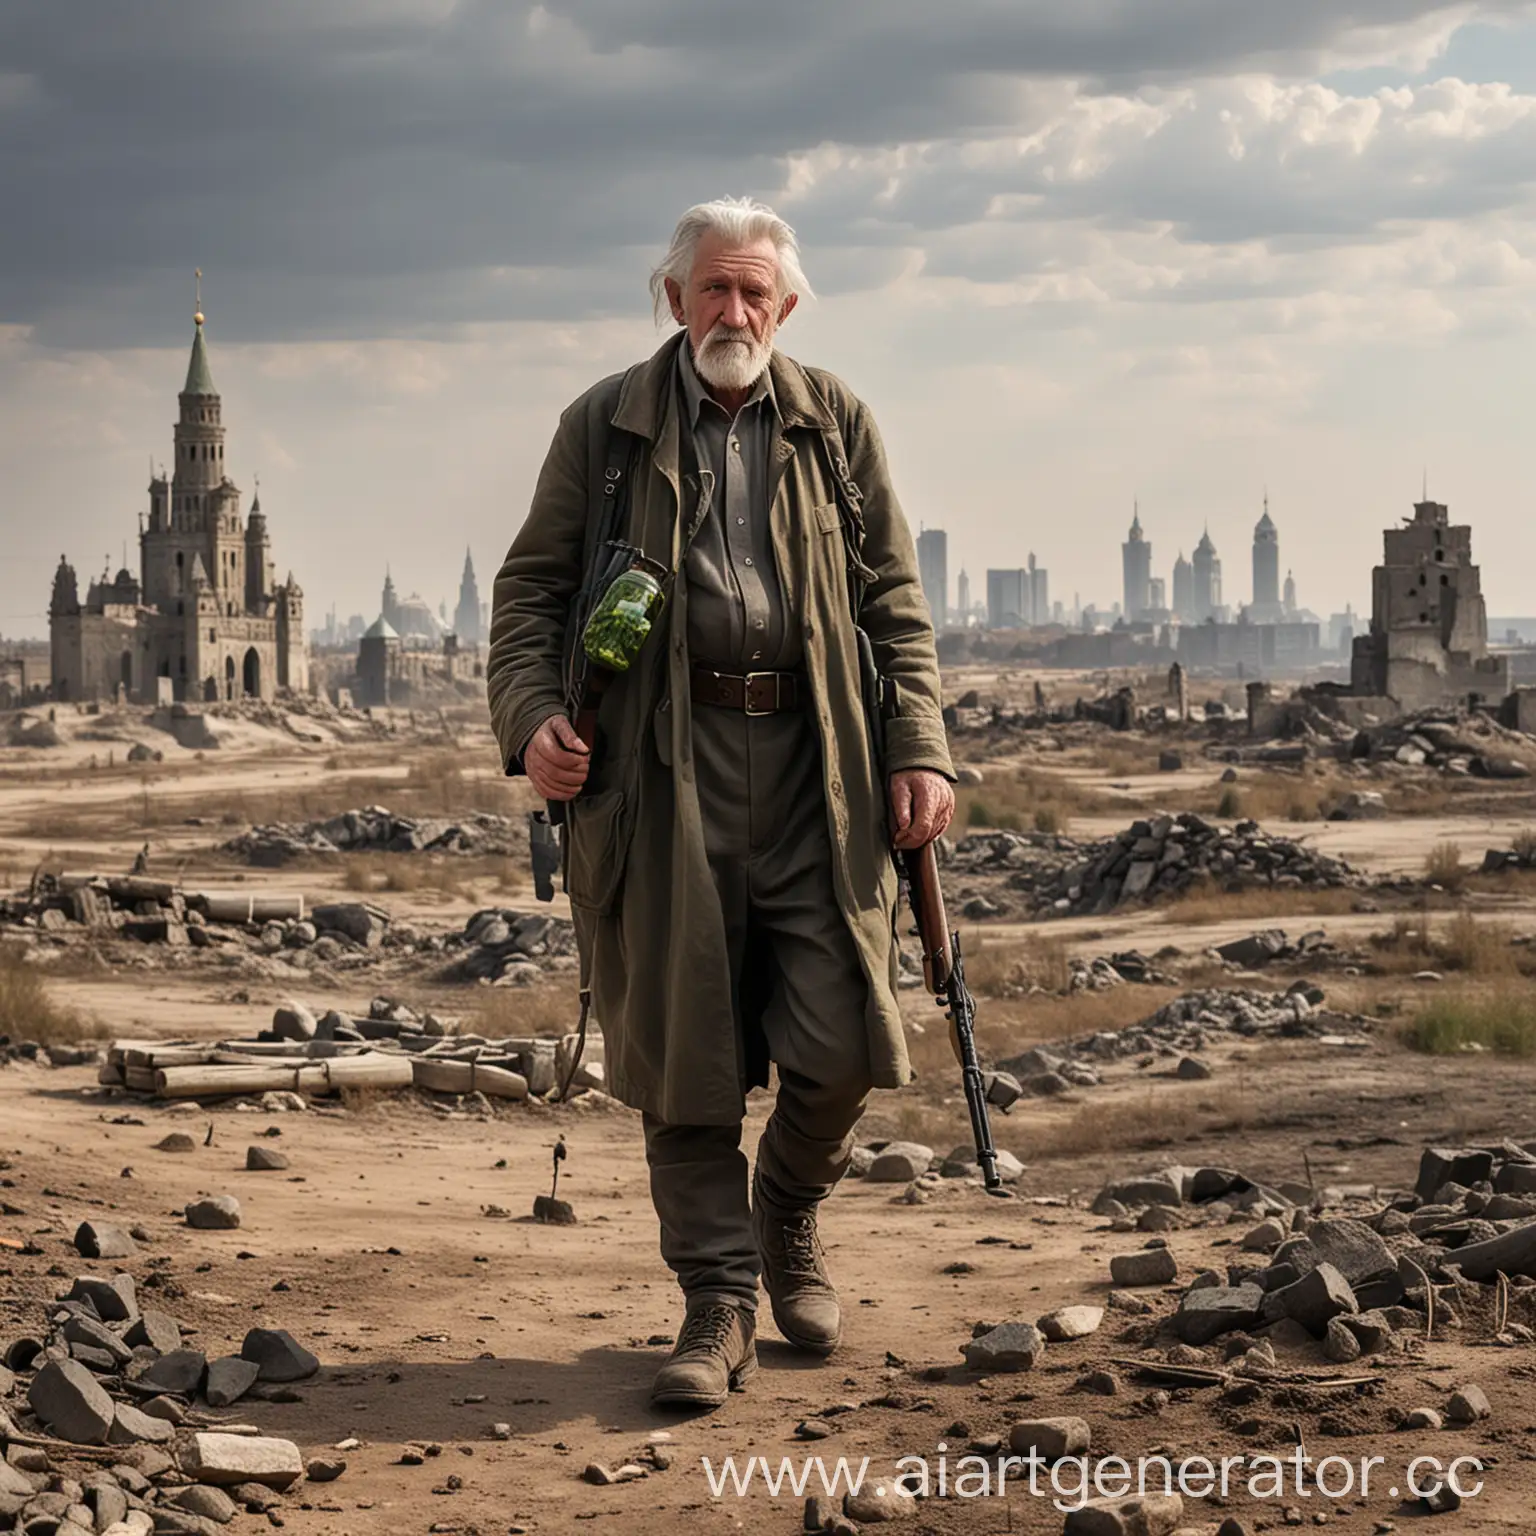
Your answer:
[564,788,631,916]
[813,500,841,535]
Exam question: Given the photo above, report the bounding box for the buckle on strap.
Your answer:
[743,670,782,716]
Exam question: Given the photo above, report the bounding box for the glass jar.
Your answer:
[583,563,665,673]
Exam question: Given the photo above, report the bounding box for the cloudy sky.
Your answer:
[5,1,1536,638]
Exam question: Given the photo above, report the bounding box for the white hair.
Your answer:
[649,196,814,324]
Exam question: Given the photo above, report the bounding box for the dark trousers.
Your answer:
[643,704,872,1310]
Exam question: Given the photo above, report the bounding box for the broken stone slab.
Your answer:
[1092,1175,1184,1213]
[1214,931,1289,968]
[138,1349,208,1396]
[107,1402,176,1445]
[864,1142,934,1182]
[244,1146,289,1172]
[1007,1417,1089,1460]
[62,1314,133,1365]
[1415,1147,1495,1204]
[1279,1261,1357,1338]
[961,1322,1045,1372]
[183,1432,304,1490]
[124,1310,182,1356]
[204,1355,261,1407]
[1109,1247,1178,1288]
[239,1327,319,1383]
[27,1359,115,1444]
[166,1484,239,1523]
[1174,1284,1264,1345]
[1037,1306,1103,1342]
[1443,1215,1536,1282]
[67,1274,138,1323]
[185,1196,242,1231]
[1062,1491,1183,1535]
[73,1221,139,1260]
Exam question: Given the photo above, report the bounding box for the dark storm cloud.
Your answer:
[1,0,1532,344]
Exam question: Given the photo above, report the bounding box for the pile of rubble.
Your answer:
[101,994,602,1106]
[0,1264,323,1530]
[1345,710,1534,779]
[224,805,524,866]
[946,813,1365,919]
[446,907,579,986]
[1,875,399,967]
[989,981,1367,1099]
[1088,1139,1536,1364]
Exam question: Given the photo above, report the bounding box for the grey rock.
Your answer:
[271,1002,317,1042]
[138,1349,207,1396]
[1109,1247,1179,1288]
[1063,1491,1183,1535]
[1308,1218,1397,1287]
[1037,1306,1103,1342]
[1446,1384,1490,1423]
[244,1146,289,1172]
[1174,1284,1264,1345]
[1415,1147,1494,1204]
[62,1314,133,1365]
[204,1356,260,1408]
[305,1457,346,1482]
[27,1359,115,1444]
[107,1402,176,1445]
[124,1310,182,1356]
[864,1141,933,1183]
[1403,1407,1443,1430]
[1323,1317,1362,1363]
[1007,1417,1090,1460]
[1280,1261,1357,1338]
[73,1222,139,1260]
[239,1327,319,1383]
[962,1321,1045,1372]
[67,1274,138,1323]
[168,1484,239,1523]
[184,1196,241,1231]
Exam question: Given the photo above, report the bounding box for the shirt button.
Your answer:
[736,517,745,526]
[755,620,765,630]
[743,557,753,567]
[730,438,741,452]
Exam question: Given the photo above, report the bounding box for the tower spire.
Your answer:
[195,268,204,326]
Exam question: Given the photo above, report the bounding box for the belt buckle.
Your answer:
[743,670,778,716]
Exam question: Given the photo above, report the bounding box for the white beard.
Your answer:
[693,324,774,392]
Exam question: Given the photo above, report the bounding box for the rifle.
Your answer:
[902,840,1004,1195]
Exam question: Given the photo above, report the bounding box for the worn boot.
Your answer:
[753,1177,842,1355]
[650,1300,757,1408]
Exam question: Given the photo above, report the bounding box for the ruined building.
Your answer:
[1350,498,1509,708]
[1122,506,1151,620]
[49,302,306,704]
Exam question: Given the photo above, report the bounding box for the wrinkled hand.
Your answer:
[888,769,955,851]
[525,715,590,801]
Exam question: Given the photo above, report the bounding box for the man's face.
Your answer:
[665,231,798,392]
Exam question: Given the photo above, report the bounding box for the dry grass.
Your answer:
[465,981,583,1040]
[0,945,102,1043]
[1164,884,1362,926]
[1200,774,1334,824]
[1366,908,1525,977]
[339,853,525,902]
[958,766,1133,835]
[1401,984,1536,1057]
[1424,841,1468,891]
[1514,827,1536,864]
[962,932,1072,998]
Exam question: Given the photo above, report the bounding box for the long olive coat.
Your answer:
[487,332,953,1126]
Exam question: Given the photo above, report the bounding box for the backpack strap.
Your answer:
[807,385,879,620]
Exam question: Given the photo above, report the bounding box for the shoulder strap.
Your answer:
[804,378,879,618]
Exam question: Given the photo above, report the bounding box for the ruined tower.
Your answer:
[1350,498,1509,708]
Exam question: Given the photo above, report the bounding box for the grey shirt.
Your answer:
[678,341,802,673]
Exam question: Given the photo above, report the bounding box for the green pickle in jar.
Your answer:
[583,565,664,672]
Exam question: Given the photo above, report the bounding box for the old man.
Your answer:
[487,197,954,1407]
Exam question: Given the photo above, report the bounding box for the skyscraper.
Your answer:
[1172,552,1194,622]
[916,528,947,629]
[1192,530,1222,621]
[956,568,970,625]
[1251,497,1281,620]
[1122,506,1152,620]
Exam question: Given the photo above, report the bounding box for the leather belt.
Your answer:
[690,665,804,715]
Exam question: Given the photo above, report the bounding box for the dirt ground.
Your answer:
[5,701,1536,1533]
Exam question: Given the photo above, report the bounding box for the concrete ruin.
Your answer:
[1350,498,1509,711]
